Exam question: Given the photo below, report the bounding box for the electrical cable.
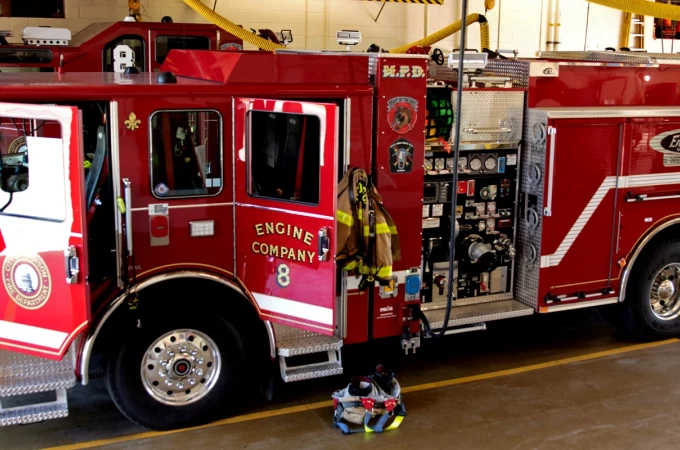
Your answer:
[433,0,469,338]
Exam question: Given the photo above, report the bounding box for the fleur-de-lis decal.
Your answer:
[125,112,141,131]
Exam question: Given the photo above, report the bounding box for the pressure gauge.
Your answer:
[458,157,468,171]
[484,157,497,171]
[469,157,482,171]
[447,158,455,171]
[424,158,433,172]
[435,158,446,172]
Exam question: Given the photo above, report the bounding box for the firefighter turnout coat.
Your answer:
[336,168,400,285]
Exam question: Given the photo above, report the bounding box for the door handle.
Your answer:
[318,227,330,262]
[64,245,80,284]
[123,178,133,256]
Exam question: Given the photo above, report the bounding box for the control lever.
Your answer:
[318,227,330,261]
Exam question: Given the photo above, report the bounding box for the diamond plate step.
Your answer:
[277,334,343,357]
[424,299,534,331]
[281,361,344,382]
[0,388,69,426]
[0,344,78,397]
[274,324,343,382]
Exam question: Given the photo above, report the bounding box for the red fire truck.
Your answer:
[1,48,680,430]
[0,20,243,73]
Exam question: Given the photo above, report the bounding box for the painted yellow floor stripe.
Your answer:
[44,338,679,450]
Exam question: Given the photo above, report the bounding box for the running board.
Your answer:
[0,344,78,426]
[423,299,534,332]
[273,324,343,382]
[0,389,69,426]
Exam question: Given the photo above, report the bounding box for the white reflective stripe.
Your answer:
[0,320,67,349]
[346,270,409,291]
[253,292,333,325]
[542,173,680,267]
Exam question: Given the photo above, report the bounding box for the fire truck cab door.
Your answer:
[0,103,89,360]
[235,98,338,336]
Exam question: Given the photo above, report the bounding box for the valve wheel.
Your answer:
[141,329,221,406]
[649,263,680,320]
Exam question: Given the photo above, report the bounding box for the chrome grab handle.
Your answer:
[123,178,133,256]
[462,127,512,134]
[64,245,79,284]
[318,227,330,262]
[544,126,556,216]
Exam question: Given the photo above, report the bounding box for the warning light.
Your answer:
[189,220,215,237]
[618,258,626,268]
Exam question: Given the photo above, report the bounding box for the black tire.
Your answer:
[105,313,245,430]
[620,240,680,340]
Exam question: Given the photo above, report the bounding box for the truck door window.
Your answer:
[150,110,223,198]
[103,35,144,73]
[155,35,210,64]
[0,117,67,222]
[248,111,321,205]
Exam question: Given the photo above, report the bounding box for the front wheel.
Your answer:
[105,314,245,430]
[620,240,680,339]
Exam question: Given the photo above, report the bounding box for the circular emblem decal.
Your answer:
[387,97,418,134]
[221,42,243,52]
[2,255,52,310]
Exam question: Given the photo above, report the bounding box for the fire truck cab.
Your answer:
[0,20,243,74]
[2,48,680,430]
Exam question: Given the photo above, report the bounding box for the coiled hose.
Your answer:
[389,14,489,54]
[588,0,680,20]
[183,0,286,52]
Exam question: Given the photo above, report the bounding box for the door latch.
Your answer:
[318,227,330,261]
[64,245,80,284]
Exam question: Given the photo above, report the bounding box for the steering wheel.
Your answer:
[432,48,445,66]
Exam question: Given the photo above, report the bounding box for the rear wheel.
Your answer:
[620,240,680,339]
[105,313,245,430]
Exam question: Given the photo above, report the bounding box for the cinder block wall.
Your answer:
[0,0,629,56]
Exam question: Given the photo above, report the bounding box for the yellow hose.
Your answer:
[588,0,680,21]
[183,0,285,52]
[390,14,490,54]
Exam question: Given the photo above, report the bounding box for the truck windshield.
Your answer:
[0,48,52,64]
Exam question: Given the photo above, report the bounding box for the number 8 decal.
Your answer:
[277,264,290,287]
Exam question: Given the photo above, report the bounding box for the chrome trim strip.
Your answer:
[620,218,680,304]
[626,194,680,202]
[541,297,618,313]
[109,101,123,288]
[80,271,272,385]
[130,202,234,212]
[264,320,275,360]
[236,203,334,221]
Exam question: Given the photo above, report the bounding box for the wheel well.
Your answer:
[88,276,272,387]
[622,220,680,301]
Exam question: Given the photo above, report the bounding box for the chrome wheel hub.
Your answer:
[650,263,680,321]
[141,329,221,406]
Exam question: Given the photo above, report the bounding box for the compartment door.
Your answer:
[0,103,89,359]
[235,98,338,336]
[541,118,623,297]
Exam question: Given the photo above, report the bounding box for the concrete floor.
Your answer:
[3,308,680,449]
